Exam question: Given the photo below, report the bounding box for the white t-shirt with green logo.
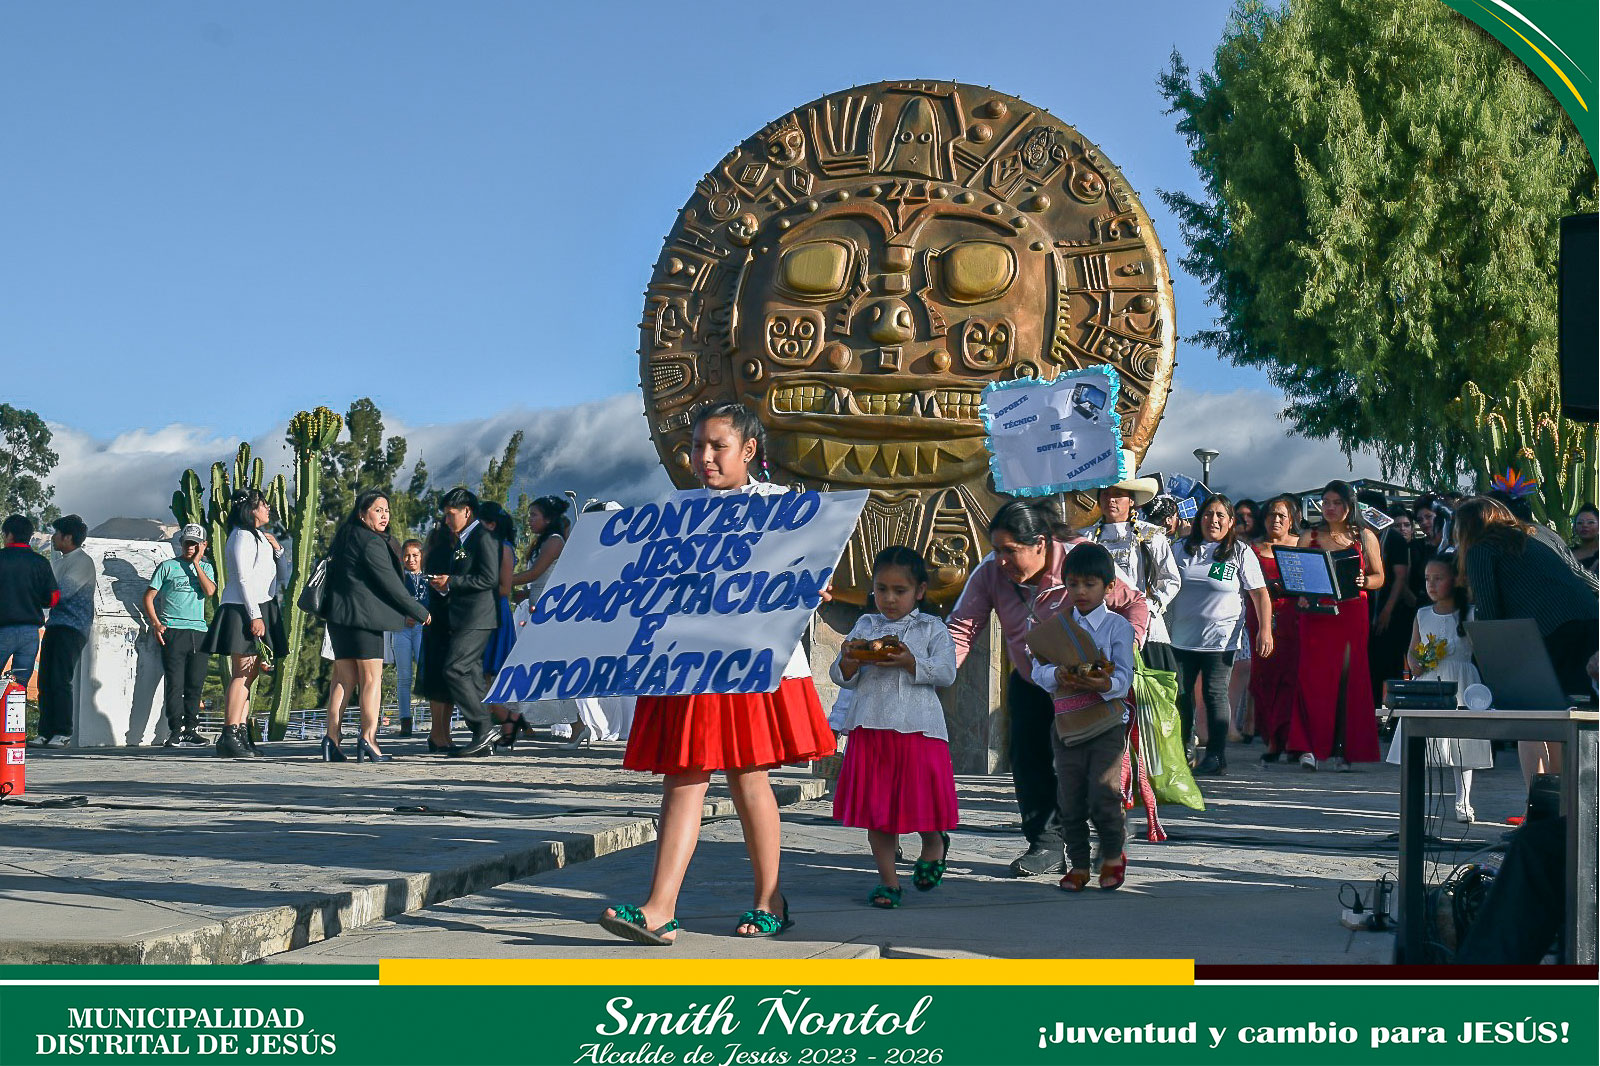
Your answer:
[1168,540,1265,652]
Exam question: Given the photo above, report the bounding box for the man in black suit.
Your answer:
[429,487,503,757]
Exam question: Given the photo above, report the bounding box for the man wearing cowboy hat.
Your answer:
[1077,450,1182,673]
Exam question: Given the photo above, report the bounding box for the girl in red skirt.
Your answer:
[599,402,835,946]
[831,547,959,909]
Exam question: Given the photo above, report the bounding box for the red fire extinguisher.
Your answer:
[1,673,26,797]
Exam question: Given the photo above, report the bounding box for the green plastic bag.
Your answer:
[1132,651,1205,811]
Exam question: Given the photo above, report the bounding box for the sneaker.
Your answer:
[25,735,51,748]
[1298,752,1318,771]
[1193,754,1227,775]
[44,734,70,748]
[179,730,209,746]
[1259,751,1283,766]
[162,735,179,749]
[1009,845,1066,877]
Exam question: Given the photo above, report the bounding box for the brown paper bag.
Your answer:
[1024,612,1125,745]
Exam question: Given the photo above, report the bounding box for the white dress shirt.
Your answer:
[829,610,958,740]
[1029,601,1136,723]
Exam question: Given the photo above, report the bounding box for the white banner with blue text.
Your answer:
[487,489,869,701]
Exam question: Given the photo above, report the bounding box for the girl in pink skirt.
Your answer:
[831,547,959,908]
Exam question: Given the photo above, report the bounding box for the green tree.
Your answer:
[0,403,59,521]
[1160,0,1597,483]
[480,429,523,507]
[278,398,411,718]
[390,457,437,539]
[317,398,408,528]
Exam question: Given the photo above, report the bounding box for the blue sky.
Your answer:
[1,0,1261,440]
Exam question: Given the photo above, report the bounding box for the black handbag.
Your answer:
[297,557,331,616]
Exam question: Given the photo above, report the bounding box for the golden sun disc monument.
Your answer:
[639,81,1176,769]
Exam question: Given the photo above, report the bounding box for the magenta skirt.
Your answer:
[833,727,958,834]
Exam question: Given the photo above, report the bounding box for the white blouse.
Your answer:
[829,610,958,740]
[220,529,292,620]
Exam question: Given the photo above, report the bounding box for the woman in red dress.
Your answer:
[599,402,835,946]
[1288,481,1385,770]
[1250,495,1304,764]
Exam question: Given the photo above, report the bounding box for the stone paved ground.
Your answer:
[0,736,822,963]
[2,734,1531,964]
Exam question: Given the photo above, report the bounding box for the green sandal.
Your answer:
[735,895,794,937]
[599,904,680,946]
[912,832,951,892]
[868,885,903,909]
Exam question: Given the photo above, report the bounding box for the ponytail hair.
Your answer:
[526,494,571,563]
[478,500,518,547]
[869,545,930,614]
[226,489,268,542]
[1322,480,1365,532]
[692,401,769,480]
[1183,493,1240,559]
[987,498,1052,547]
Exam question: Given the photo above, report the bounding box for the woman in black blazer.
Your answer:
[321,490,430,762]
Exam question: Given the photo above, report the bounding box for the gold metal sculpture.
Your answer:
[640,82,1175,605]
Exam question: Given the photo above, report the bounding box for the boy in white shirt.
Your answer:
[1030,543,1136,893]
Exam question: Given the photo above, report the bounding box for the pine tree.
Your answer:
[480,430,523,507]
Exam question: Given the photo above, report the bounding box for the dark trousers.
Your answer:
[442,627,494,732]
[1174,647,1235,758]
[1008,670,1064,852]
[1052,723,1128,870]
[1545,618,1599,698]
[160,628,210,733]
[1454,816,1564,964]
[38,626,86,738]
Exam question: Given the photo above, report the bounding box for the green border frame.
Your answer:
[1444,0,1598,161]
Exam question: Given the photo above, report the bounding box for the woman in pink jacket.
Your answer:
[946,500,1148,878]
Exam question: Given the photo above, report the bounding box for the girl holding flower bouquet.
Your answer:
[1384,557,1492,822]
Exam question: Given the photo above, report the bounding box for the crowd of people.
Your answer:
[0,402,1595,956]
[0,486,626,758]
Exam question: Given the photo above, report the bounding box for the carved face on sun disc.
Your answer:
[640,82,1176,606]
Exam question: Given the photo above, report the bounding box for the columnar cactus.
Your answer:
[1457,382,1598,539]
[268,407,344,738]
[171,444,276,603]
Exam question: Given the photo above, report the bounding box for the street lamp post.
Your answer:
[1194,448,1219,485]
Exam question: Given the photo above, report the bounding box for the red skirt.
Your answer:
[623,677,836,774]
[1289,593,1381,762]
[833,727,959,834]
[1247,594,1302,750]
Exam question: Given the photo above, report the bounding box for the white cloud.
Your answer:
[45,388,1388,528]
[47,421,248,526]
[45,395,674,528]
[1138,388,1386,499]
[388,393,673,510]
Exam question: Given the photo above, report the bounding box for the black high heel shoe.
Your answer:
[319,736,346,762]
[492,713,525,750]
[426,737,458,754]
[356,737,393,763]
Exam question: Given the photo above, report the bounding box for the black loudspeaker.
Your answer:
[1559,213,1597,423]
